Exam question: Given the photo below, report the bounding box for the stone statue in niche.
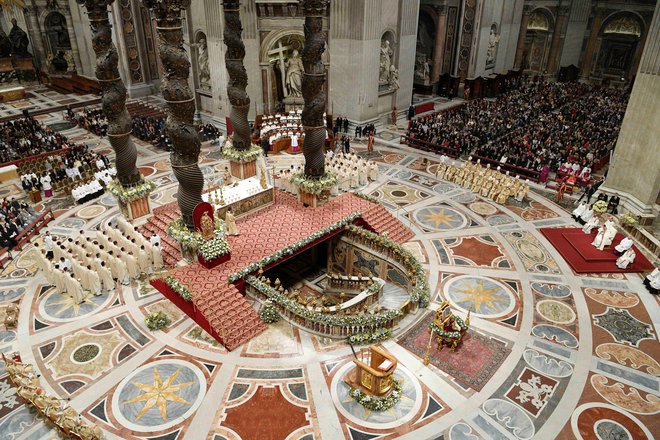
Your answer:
[285,49,303,97]
[9,19,31,58]
[379,40,393,83]
[389,65,399,90]
[486,23,500,68]
[0,25,11,58]
[197,38,211,90]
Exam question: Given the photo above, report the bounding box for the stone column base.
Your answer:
[298,190,331,208]
[118,195,152,221]
[230,159,257,180]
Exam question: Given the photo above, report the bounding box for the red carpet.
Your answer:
[540,227,653,274]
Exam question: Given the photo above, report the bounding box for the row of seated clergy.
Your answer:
[576,209,638,270]
[436,160,529,204]
[72,179,103,203]
[3,353,103,440]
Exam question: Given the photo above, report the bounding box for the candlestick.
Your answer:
[423,327,433,366]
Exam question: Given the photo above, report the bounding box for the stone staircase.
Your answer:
[361,204,415,244]
[194,284,266,350]
[138,205,182,268]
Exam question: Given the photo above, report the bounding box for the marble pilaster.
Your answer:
[601,3,660,220]
[514,6,532,70]
[579,7,604,79]
[430,6,447,84]
[546,6,570,74]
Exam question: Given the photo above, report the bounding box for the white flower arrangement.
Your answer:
[592,200,608,214]
[167,218,205,250]
[247,276,401,327]
[349,379,402,411]
[222,141,263,163]
[199,227,231,261]
[228,212,361,282]
[165,276,193,301]
[346,225,430,307]
[290,172,338,195]
[145,311,170,331]
[106,178,156,203]
[260,300,280,324]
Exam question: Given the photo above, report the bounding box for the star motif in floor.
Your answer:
[123,367,195,422]
[48,293,97,317]
[454,280,507,312]
[418,208,458,229]
[593,308,655,347]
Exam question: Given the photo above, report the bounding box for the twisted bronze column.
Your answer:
[301,0,329,179]
[142,0,203,228]
[222,0,251,151]
[77,0,140,186]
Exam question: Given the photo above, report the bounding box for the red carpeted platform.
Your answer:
[149,191,414,350]
[540,227,654,274]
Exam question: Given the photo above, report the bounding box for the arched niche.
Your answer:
[44,11,71,56]
[194,30,211,92]
[595,12,645,79]
[524,8,554,73]
[379,30,397,86]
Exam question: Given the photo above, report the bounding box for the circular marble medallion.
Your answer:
[138,166,157,177]
[487,214,516,226]
[39,289,111,323]
[415,206,467,231]
[77,205,107,220]
[451,192,476,204]
[154,160,172,171]
[469,201,498,216]
[571,403,653,440]
[112,360,206,432]
[536,300,576,324]
[444,275,515,318]
[330,361,422,429]
[100,195,118,206]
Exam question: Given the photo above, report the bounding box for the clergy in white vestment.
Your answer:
[124,252,139,279]
[572,202,587,221]
[582,216,599,234]
[580,208,594,224]
[368,162,378,181]
[86,268,102,296]
[99,262,115,292]
[152,243,164,271]
[614,237,634,255]
[616,249,636,269]
[66,273,84,304]
[138,246,151,274]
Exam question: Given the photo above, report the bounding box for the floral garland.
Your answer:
[349,379,402,411]
[165,276,193,301]
[353,192,382,205]
[247,276,401,327]
[592,200,608,214]
[429,315,468,339]
[346,328,392,345]
[145,311,170,331]
[260,300,280,324]
[222,141,262,163]
[346,225,430,307]
[290,172,338,195]
[106,178,156,204]
[228,212,361,282]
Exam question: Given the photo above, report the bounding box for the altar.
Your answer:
[202,176,274,219]
[0,85,26,103]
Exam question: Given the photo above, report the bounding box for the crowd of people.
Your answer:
[20,144,111,197]
[70,107,222,150]
[34,217,163,302]
[0,198,37,249]
[408,79,629,181]
[0,117,76,164]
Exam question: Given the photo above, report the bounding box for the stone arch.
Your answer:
[595,11,645,79]
[524,8,555,73]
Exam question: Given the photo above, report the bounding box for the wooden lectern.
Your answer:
[344,344,398,397]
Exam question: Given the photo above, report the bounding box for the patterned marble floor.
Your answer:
[0,104,658,440]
